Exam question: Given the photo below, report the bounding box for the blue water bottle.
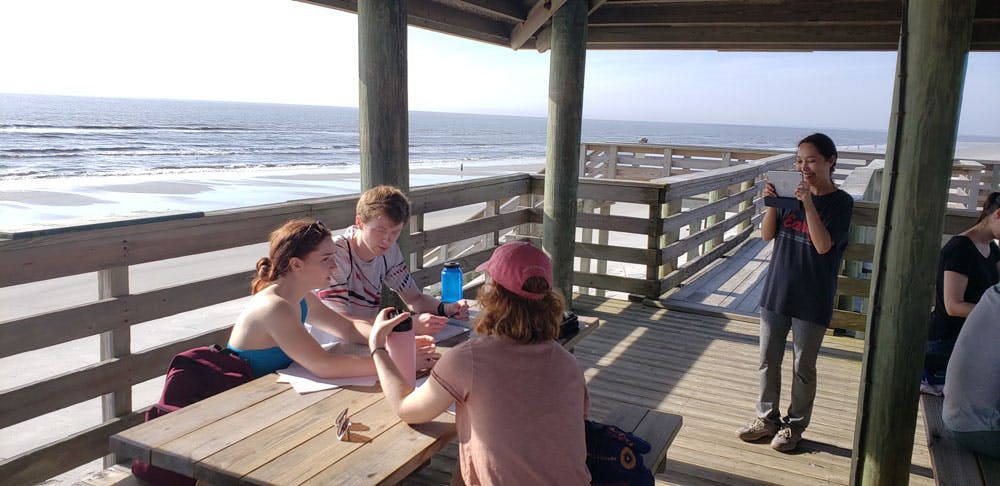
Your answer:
[441,261,463,303]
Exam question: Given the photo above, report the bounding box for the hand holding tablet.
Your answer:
[764,170,804,209]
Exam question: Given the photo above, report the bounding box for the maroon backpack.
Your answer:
[131,344,253,485]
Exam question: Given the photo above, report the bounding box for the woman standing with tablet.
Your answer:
[736,133,854,452]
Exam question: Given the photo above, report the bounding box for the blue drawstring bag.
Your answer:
[585,420,654,486]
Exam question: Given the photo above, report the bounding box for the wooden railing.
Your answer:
[0,174,537,485]
[4,143,990,483]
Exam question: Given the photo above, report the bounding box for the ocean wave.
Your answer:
[0,161,353,180]
[0,145,361,159]
[0,123,254,133]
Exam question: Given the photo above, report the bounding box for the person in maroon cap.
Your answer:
[368,241,591,485]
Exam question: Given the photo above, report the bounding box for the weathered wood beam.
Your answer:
[588,24,903,47]
[407,0,514,46]
[587,1,902,26]
[544,0,587,304]
[301,0,514,47]
[456,0,527,23]
[358,0,409,191]
[511,0,567,50]
[535,0,606,52]
[850,1,977,484]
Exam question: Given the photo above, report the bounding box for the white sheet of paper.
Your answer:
[278,362,378,393]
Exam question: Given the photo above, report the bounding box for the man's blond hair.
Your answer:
[357,185,410,225]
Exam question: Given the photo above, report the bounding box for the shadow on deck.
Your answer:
[405,291,934,485]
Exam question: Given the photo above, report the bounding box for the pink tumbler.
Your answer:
[385,312,416,388]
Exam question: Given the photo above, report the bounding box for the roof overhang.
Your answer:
[299,0,1000,52]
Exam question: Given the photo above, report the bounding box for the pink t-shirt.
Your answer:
[431,335,591,485]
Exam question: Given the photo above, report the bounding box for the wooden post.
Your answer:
[850,1,975,484]
[580,199,595,295]
[643,189,667,300]
[543,0,587,304]
[705,152,732,251]
[597,203,610,298]
[662,148,673,177]
[358,0,409,309]
[99,265,130,467]
[358,0,408,192]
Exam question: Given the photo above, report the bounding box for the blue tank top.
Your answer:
[227,299,308,378]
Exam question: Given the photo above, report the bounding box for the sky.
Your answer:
[1,0,997,136]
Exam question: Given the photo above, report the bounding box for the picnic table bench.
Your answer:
[921,394,1000,486]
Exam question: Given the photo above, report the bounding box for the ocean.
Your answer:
[2,92,987,230]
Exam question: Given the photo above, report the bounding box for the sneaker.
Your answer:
[920,380,944,397]
[736,417,779,441]
[771,426,802,452]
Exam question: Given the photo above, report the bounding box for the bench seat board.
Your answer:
[921,394,993,486]
[605,402,683,474]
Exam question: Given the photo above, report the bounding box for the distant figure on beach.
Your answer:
[942,283,1000,459]
[368,241,591,484]
[316,185,470,341]
[225,219,438,378]
[737,133,854,452]
[921,191,1000,396]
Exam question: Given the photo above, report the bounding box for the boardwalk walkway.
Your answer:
[664,236,771,319]
[404,293,934,485]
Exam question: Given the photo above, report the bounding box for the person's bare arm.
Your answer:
[942,270,975,318]
[261,299,375,379]
[369,308,454,423]
[796,182,833,254]
[303,292,372,344]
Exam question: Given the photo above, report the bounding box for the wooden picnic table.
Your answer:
[110,316,599,485]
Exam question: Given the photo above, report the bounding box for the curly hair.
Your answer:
[474,276,565,344]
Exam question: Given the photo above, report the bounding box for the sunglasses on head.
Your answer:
[307,219,329,237]
[336,407,351,442]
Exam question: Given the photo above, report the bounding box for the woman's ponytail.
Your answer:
[250,257,273,294]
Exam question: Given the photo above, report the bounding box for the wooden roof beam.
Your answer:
[587,24,902,50]
[534,0,606,52]
[587,1,902,27]
[457,0,528,23]
[511,0,567,50]
[301,0,514,47]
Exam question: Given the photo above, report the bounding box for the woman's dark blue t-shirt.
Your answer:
[760,189,854,325]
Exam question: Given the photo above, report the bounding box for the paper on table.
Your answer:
[277,363,378,393]
[434,322,471,343]
[276,342,377,393]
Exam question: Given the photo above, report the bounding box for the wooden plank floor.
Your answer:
[665,236,771,318]
[404,295,935,485]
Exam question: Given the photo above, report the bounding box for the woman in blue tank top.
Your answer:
[226,219,406,378]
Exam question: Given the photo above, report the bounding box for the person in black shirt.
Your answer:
[921,191,1000,396]
[737,133,854,452]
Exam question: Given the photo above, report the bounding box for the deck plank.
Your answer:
[403,295,934,485]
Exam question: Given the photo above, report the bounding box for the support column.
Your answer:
[850,1,975,484]
[358,0,410,310]
[543,0,587,304]
[358,0,408,192]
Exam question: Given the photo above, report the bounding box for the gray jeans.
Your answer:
[756,308,828,431]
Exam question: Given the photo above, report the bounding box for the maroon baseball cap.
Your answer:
[475,241,553,300]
